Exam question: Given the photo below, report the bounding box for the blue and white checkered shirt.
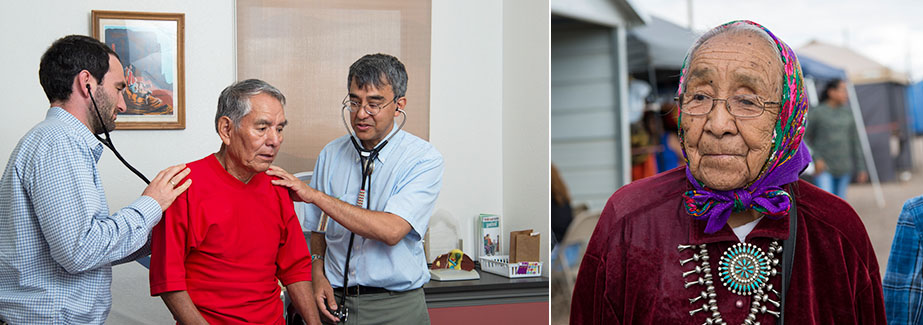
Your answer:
[884,195,923,325]
[0,107,161,324]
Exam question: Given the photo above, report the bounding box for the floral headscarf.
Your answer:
[678,20,812,234]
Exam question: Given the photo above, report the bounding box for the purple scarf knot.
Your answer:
[682,142,811,234]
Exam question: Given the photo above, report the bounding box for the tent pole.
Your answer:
[846,81,886,208]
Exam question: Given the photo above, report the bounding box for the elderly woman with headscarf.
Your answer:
[569,21,885,324]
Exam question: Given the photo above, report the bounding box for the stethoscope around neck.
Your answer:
[334,99,406,312]
[86,83,151,184]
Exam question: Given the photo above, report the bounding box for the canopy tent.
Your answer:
[800,55,847,80]
[908,81,923,135]
[627,16,699,97]
[627,16,698,72]
[797,41,913,184]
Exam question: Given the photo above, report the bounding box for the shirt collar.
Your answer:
[48,107,104,161]
[352,123,403,165]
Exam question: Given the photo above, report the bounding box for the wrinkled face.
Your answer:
[89,55,127,134]
[349,78,403,150]
[682,31,783,190]
[225,93,287,177]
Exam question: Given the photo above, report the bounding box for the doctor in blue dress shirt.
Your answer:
[269,53,443,324]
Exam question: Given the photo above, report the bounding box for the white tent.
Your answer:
[798,40,909,85]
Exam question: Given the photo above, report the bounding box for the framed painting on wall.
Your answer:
[92,10,185,129]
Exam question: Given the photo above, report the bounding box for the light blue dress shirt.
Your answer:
[298,127,444,292]
[0,108,161,324]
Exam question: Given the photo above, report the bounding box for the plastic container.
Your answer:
[478,255,542,278]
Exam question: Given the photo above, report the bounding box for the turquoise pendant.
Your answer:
[716,242,769,296]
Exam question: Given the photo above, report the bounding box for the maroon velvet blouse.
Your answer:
[570,167,885,324]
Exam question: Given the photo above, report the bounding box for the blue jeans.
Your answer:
[814,171,851,199]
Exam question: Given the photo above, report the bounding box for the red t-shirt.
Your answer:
[150,154,311,324]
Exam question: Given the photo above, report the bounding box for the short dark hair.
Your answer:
[215,79,286,132]
[39,35,119,103]
[347,53,408,99]
[819,78,844,103]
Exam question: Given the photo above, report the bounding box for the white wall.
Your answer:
[0,0,549,320]
[429,1,504,260]
[430,0,551,276]
[502,0,551,275]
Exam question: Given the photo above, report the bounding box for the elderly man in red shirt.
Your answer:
[149,79,319,324]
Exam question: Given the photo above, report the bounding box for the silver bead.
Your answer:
[767,285,780,297]
[683,266,705,277]
[689,303,710,315]
[763,295,780,307]
[681,255,702,265]
[761,306,781,317]
[685,277,705,288]
[689,291,709,303]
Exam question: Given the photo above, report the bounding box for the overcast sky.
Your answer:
[635,0,923,82]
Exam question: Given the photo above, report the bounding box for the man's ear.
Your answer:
[75,70,94,98]
[217,116,234,146]
[394,97,407,117]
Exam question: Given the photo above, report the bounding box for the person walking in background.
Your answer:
[804,78,868,198]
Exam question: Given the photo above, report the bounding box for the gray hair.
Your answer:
[347,53,408,99]
[215,79,286,132]
[681,24,784,95]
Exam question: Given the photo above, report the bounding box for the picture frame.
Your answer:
[92,10,185,130]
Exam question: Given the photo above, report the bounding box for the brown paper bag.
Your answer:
[514,233,541,263]
[510,230,540,263]
[509,229,532,262]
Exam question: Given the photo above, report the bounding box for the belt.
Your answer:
[342,285,391,296]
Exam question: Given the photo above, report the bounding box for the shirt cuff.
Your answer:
[280,270,312,286]
[150,280,188,296]
[135,196,163,228]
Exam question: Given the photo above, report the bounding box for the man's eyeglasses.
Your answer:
[343,95,396,116]
[675,93,782,118]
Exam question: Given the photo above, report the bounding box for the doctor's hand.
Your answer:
[142,164,192,211]
[312,273,340,324]
[267,165,318,203]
